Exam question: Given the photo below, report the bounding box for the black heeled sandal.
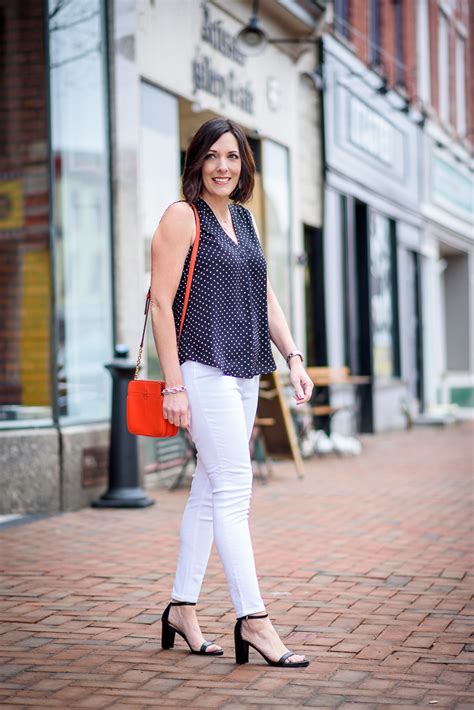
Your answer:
[234,613,309,667]
[161,601,223,656]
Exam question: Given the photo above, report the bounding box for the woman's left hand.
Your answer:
[289,362,314,405]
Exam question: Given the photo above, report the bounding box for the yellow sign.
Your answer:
[0,179,24,229]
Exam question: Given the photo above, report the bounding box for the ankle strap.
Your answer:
[170,601,196,606]
[237,613,268,621]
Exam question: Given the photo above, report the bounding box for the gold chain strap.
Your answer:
[134,345,143,380]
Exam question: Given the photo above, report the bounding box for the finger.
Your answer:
[170,411,181,427]
[294,384,305,402]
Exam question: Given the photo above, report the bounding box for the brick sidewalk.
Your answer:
[0,422,473,709]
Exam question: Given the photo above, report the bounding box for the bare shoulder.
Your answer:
[160,201,195,229]
[154,201,196,247]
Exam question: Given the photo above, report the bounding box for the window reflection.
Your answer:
[48,0,113,421]
[370,211,395,379]
[262,140,292,325]
[0,1,52,424]
[140,84,180,380]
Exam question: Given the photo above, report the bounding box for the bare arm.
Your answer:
[250,212,313,404]
[149,201,195,428]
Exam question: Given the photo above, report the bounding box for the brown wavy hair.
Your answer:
[182,118,255,204]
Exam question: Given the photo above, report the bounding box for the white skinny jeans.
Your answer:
[171,360,265,618]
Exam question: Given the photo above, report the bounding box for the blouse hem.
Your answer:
[179,355,276,379]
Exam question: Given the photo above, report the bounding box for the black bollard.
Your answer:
[92,344,155,508]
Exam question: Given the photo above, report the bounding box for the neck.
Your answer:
[200,191,231,219]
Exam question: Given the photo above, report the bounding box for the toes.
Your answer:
[206,644,222,653]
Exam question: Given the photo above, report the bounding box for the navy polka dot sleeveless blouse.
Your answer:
[172,197,276,379]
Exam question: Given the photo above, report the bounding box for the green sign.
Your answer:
[432,156,473,215]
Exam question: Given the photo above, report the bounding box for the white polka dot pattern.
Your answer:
[172,197,277,379]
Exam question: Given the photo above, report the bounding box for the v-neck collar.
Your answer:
[198,197,240,248]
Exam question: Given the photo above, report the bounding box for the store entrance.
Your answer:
[405,250,424,408]
[304,225,327,367]
[341,197,374,433]
[440,243,470,374]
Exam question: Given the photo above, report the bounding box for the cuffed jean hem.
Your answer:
[170,593,199,604]
[234,605,267,620]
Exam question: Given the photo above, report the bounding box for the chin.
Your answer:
[206,182,237,197]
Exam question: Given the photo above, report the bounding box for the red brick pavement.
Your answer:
[0,422,473,709]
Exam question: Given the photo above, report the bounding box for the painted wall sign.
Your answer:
[201,3,246,66]
[432,156,473,216]
[191,51,254,113]
[192,4,256,114]
[349,94,401,168]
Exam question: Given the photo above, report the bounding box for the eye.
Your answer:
[229,153,240,159]
[205,153,216,159]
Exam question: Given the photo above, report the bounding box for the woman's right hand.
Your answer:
[163,391,191,429]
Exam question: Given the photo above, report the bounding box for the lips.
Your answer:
[212,177,231,184]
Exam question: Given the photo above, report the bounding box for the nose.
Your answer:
[216,157,230,172]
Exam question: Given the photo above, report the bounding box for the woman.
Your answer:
[150,118,313,667]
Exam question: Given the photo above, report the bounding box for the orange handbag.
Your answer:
[126,204,201,438]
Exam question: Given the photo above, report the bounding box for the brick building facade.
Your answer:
[332,0,472,139]
[323,0,473,426]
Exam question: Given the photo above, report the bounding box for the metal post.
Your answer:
[92,345,155,508]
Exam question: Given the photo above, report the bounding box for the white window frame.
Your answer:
[455,35,466,136]
[417,0,431,103]
[438,11,450,124]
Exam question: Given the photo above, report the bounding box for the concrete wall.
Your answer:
[0,429,60,514]
[0,424,112,514]
[61,424,111,511]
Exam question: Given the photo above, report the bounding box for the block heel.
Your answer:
[234,620,250,664]
[161,608,176,649]
[234,613,310,668]
[160,601,223,656]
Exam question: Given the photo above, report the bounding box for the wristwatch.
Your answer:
[286,350,304,368]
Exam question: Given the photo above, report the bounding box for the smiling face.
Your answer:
[200,131,241,201]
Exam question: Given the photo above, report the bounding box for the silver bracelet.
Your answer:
[162,385,187,395]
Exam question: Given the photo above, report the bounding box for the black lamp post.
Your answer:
[92,345,155,509]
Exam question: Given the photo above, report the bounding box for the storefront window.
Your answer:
[48,0,113,422]
[0,1,52,426]
[369,211,399,379]
[262,139,292,326]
